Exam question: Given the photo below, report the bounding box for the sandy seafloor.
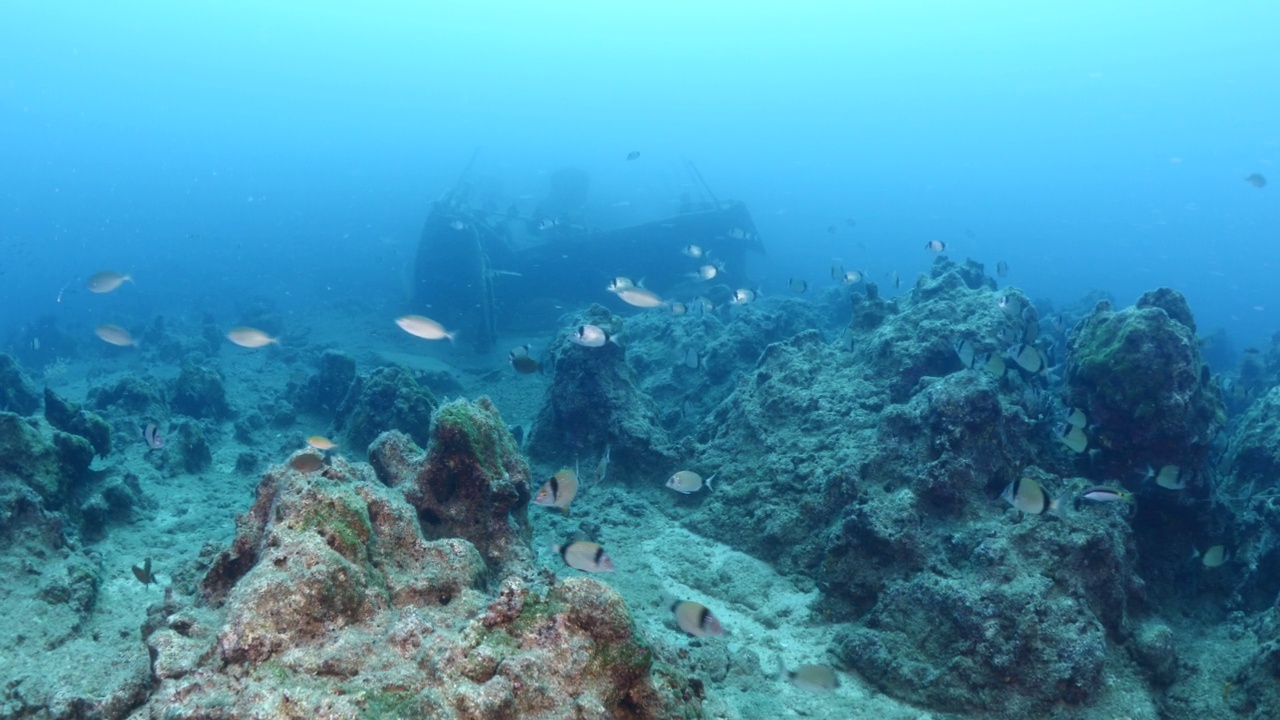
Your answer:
[0,300,1240,720]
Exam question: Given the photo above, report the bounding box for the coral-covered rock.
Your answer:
[89,374,167,417]
[1065,291,1223,474]
[169,360,232,420]
[291,349,357,415]
[44,387,112,457]
[150,429,697,719]
[172,418,213,474]
[0,353,40,416]
[527,304,676,478]
[370,397,533,576]
[1222,386,1280,495]
[335,365,437,451]
[0,411,93,509]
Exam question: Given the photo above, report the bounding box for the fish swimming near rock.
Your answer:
[789,278,808,293]
[729,288,756,305]
[508,345,542,374]
[1244,173,1267,188]
[689,264,719,281]
[1054,422,1088,453]
[669,302,687,316]
[1001,476,1061,515]
[1008,343,1045,374]
[86,270,133,294]
[666,470,714,494]
[841,270,863,284]
[394,315,455,343]
[131,557,154,586]
[924,240,947,252]
[290,452,326,473]
[680,348,704,370]
[996,261,1009,278]
[1064,407,1087,428]
[954,338,976,368]
[671,600,725,637]
[613,286,666,309]
[682,244,706,258]
[227,326,280,348]
[571,324,612,348]
[306,435,337,451]
[1080,486,1133,504]
[95,324,138,347]
[596,445,611,484]
[607,276,635,292]
[976,352,1006,378]
[1144,464,1186,490]
[141,423,164,450]
[556,540,615,573]
[1198,544,1228,568]
[534,468,579,513]
[778,661,840,693]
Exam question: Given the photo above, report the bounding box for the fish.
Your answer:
[556,540,615,572]
[924,240,947,252]
[729,288,756,305]
[827,225,837,234]
[1000,476,1060,515]
[788,278,808,293]
[666,470,714,494]
[996,261,1009,278]
[290,452,326,473]
[1200,544,1228,568]
[694,296,716,315]
[682,244,706,258]
[607,276,635,292]
[976,352,1006,378]
[830,264,844,280]
[613,287,666,308]
[626,151,640,161]
[845,218,857,227]
[669,302,687,316]
[726,228,751,240]
[95,324,137,347]
[86,270,133,294]
[509,346,542,374]
[1244,173,1267,188]
[538,218,560,230]
[131,557,154,586]
[689,264,718,281]
[841,270,863,284]
[571,324,612,348]
[534,468,579,513]
[783,663,840,693]
[671,600,725,637]
[142,423,164,450]
[394,315,455,343]
[680,348,705,370]
[227,326,280,348]
[953,338,976,368]
[1065,407,1087,429]
[1080,486,1133,503]
[596,445,611,484]
[1008,343,1044,374]
[1051,314,1068,334]
[1145,464,1186,490]
[1054,422,1088,453]
[889,271,900,289]
[307,435,337,451]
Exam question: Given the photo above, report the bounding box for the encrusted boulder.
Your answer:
[0,353,40,415]
[0,411,93,508]
[291,349,356,416]
[1065,290,1223,474]
[169,360,232,420]
[335,365,437,451]
[150,428,697,719]
[44,387,112,458]
[369,397,533,577]
[527,304,676,479]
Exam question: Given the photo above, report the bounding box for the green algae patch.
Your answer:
[294,481,374,564]
[430,398,514,479]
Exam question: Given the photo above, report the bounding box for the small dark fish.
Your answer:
[626,151,641,161]
[141,423,164,450]
[1244,173,1267,188]
[290,452,326,473]
[845,218,857,227]
[509,345,541,374]
[827,225,837,234]
[131,557,154,586]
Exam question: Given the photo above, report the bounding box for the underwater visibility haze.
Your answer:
[1,2,1279,718]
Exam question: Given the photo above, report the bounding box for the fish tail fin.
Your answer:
[705,474,715,491]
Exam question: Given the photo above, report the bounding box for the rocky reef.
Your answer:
[335,365,438,451]
[142,397,698,719]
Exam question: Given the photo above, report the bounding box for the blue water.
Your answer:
[2,1,1277,346]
